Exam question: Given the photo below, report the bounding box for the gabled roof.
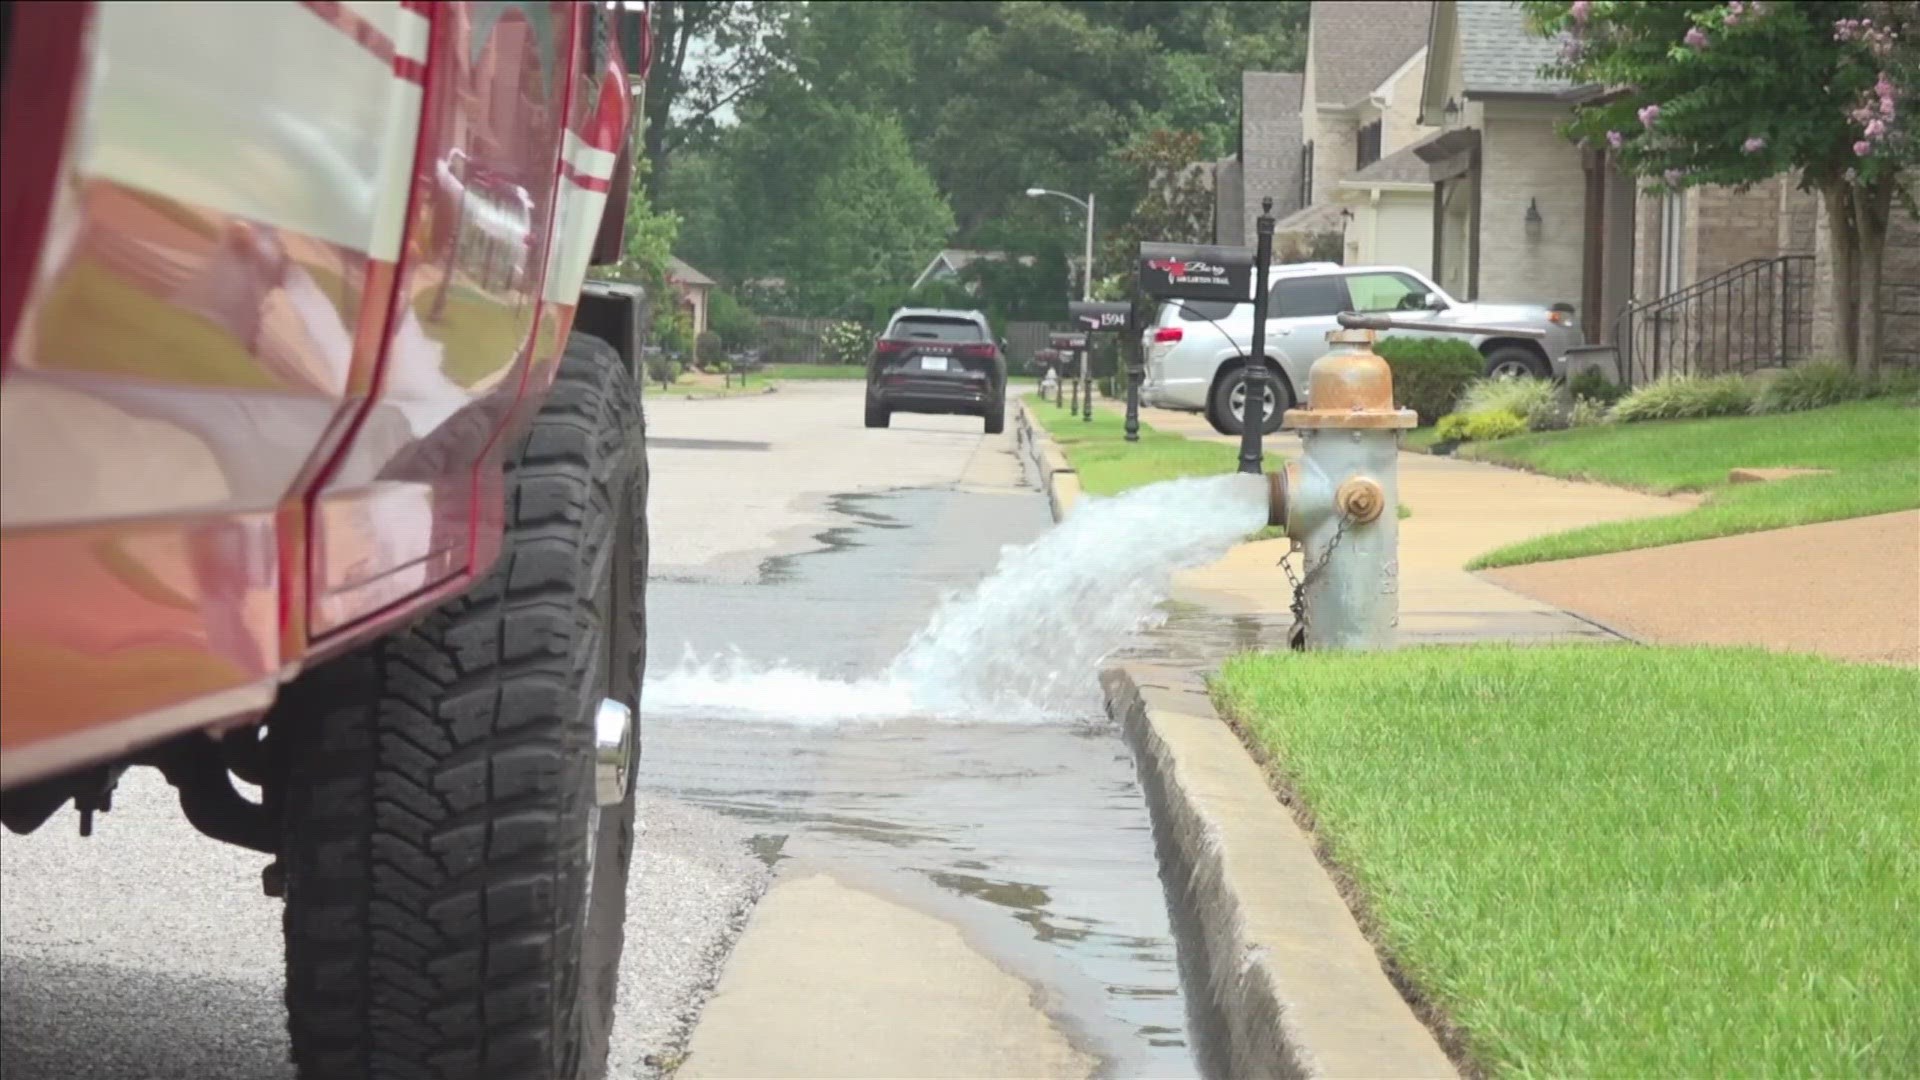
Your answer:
[1240,71,1305,240]
[1340,131,1448,188]
[910,249,1035,292]
[1273,200,1350,236]
[1457,0,1571,97]
[1313,1,1433,109]
[667,256,715,287]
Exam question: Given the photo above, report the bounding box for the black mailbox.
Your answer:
[1137,242,1254,302]
[1048,332,1088,351]
[1068,300,1133,334]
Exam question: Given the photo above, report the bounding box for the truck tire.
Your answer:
[1207,361,1291,436]
[1483,344,1551,380]
[275,332,647,1080]
[865,400,891,428]
[983,399,1005,435]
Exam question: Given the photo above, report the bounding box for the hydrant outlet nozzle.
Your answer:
[1335,476,1386,524]
[1266,468,1288,529]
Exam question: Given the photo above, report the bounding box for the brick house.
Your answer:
[1215,2,1438,271]
[1417,0,1918,374]
[666,256,714,338]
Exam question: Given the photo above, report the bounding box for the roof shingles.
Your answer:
[1313,1,1433,109]
[1240,71,1305,243]
[1457,0,1570,96]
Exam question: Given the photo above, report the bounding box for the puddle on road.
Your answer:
[641,480,1270,1078]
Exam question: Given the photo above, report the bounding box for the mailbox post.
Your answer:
[1048,331,1090,421]
[1067,302,1133,426]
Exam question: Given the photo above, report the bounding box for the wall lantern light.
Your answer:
[1524,197,1543,240]
[1443,97,1461,122]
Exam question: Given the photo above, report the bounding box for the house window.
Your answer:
[1659,190,1687,295]
[1301,141,1315,205]
[1357,120,1383,170]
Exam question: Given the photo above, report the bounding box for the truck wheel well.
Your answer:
[1479,337,1549,364]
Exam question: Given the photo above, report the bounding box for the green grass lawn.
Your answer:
[1464,398,1920,567]
[1025,393,1251,495]
[1214,644,1920,1078]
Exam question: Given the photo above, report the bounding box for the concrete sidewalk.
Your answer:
[1485,510,1920,665]
[1138,405,1692,645]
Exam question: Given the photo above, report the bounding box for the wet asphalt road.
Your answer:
[1,384,1198,1077]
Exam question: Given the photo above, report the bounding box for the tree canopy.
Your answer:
[652,0,1307,321]
[1523,0,1919,369]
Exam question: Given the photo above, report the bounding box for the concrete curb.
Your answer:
[1015,398,1079,522]
[1101,664,1457,1080]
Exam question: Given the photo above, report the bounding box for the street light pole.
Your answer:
[1027,186,1097,418]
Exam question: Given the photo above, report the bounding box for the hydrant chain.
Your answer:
[1281,512,1351,651]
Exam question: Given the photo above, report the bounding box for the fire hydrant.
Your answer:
[1265,328,1415,650]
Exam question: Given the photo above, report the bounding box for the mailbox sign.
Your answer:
[1048,332,1088,351]
[1068,300,1133,334]
[1137,242,1254,302]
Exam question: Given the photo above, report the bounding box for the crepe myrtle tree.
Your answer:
[1524,0,1920,372]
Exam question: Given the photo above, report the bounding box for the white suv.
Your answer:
[1139,263,1582,434]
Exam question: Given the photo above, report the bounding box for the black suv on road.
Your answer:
[864,308,1007,434]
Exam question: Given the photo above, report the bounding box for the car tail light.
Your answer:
[1154,327,1184,343]
[874,340,908,355]
[958,344,995,359]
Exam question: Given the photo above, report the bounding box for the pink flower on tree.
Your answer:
[1866,118,1888,139]
[1607,130,1624,149]
[1684,26,1709,49]
[1742,135,1766,153]
[1638,103,1660,128]
[1571,0,1590,23]
[1855,139,1874,156]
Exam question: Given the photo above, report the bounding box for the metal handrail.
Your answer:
[1613,254,1813,386]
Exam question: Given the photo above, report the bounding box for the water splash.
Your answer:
[645,473,1270,722]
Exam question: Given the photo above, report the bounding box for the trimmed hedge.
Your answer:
[1375,337,1484,426]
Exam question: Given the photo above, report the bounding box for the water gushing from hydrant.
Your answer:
[644,473,1270,722]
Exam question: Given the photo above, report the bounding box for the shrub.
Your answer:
[695,329,724,362]
[1459,376,1557,420]
[1435,409,1527,443]
[1569,366,1625,406]
[1461,409,1528,441]
[1608,375,1754,423]
[821,320,875,366]
[1751,362,1871,414]
[1374,337,1484,426]
[1570,396,1610,428]
[710,359,732,374]
[707,291,762,350]
[1877,365,1920,400]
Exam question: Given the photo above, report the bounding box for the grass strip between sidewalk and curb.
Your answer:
[1461,399,1920,568]
[1213,644,1920,1078]
[1025,392,1250,495]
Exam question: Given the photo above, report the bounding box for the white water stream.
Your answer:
[643,473,1270,723]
